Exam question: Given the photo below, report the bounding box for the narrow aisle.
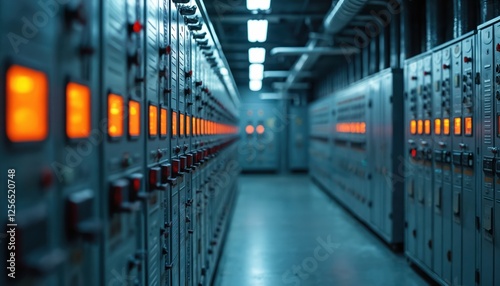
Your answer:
[213,175,428,286]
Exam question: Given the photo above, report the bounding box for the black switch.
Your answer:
[462,152,474,168]
[434,150,443,162]
[66,190,102,242]
[452,152,462,166]
[483,157,494,173]
[444,151,452,164]
[425,149,433,161]
[17,205,67,275]
[495,160,500,176]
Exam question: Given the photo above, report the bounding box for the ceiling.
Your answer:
[204,0,333,93]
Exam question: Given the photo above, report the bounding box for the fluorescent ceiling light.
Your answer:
[220,67,229,76]
[249,80,262,91]
[249,64,264,80]
[247,0,271,10]
[247,20,268,42]
[249,48,266,64]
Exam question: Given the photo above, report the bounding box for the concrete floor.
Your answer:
[213,174,429,286]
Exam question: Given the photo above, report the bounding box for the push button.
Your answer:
[186,154,194,167]
[180,156,187,172]
[66,189,101,242]
[129,173,143,201]
[172,159,181,176]
[409,148,418,160]
[110,179,140,213]
[160,164,171,184]
[149,167,161,191]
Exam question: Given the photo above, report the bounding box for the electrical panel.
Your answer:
[239,102,281,172]
[404,26,500,286]
[309,68,405,246]
[0,0,240,285]
[309,16,500,285]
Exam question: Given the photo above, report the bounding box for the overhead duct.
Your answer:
[323,0,371,34]
[270,47,360,56]
[264,71,313,78]
[280,0,370,93]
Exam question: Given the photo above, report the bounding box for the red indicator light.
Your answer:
[132,21,142,33]
[411,149,417,158]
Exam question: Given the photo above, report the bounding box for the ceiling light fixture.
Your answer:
[247,0,271,10]
[249,80,262,91]
[247,20,268,42]
[248,48,266,64]
[249,64,264,80]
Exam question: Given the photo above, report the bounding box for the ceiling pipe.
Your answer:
[280,0,370,93]
[273,82,311,90]
[270,47,360,56]
[264,71,314,78]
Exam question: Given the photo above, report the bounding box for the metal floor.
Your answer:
[213,174,428,286]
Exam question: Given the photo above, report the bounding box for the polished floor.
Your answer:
[213,174,428,286]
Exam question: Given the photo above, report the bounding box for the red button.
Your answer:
[149,168,161,191]
[180,156,187,171]
[161,164,171,184]
[172,159,180,175]
[132,20,142,33]
[186,154,194,167]
[410,148,417,159]
[110,179,129,213]
[129,173,143,200]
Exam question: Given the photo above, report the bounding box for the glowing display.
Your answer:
[424,120,431,135]
[454,117,461,135]
[6,65,48,142]
[149,105,158,136]
[161,108,168,136]
[335,122,366,134]
[108,94,124,137]
[129,101,141,137]
[434,119,441,135]
[172,111,178,136]
[180,113,185,136]
[410,120,417,135]
[443,118,450,135]
[465,117,472,136]
[66,82,91,139]
[417,120,423,135]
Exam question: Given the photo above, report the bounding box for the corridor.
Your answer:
[214,175,428,286]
